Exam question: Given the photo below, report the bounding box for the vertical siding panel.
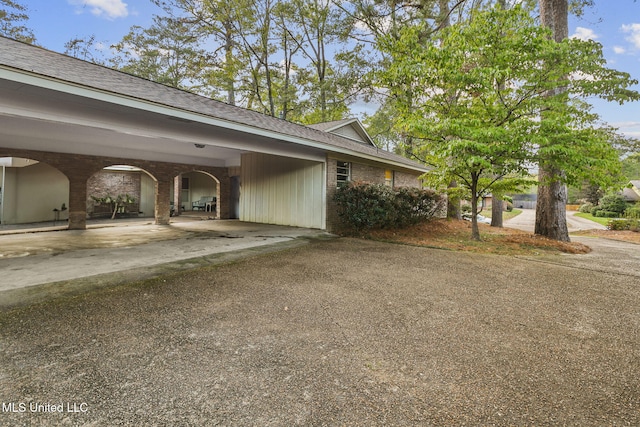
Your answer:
[314,163,322,228]
[239,152,324,229]
[298,165,305,227]
[304,165,314,228]
[239,153,247,222]
[282,159,296,225]
[313,163,322,228]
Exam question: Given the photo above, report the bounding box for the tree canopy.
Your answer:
[378,4,638,240]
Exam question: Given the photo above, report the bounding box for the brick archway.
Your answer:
[173,167,230,221]
[0,147,230,229]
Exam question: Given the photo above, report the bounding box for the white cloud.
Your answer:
[68,0,129,20]
[612,121,640,139]
[621,23,640,49]
[571,27,598,41]
[613,46,626,54]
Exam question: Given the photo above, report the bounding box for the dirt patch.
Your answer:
[363,219,591,255]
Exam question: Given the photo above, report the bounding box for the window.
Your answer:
[336,161,351,188]
[385,170,394,187]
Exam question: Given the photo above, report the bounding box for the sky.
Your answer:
[16,0,640,140]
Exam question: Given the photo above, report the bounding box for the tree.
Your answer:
[64,35,106,64]
[152,0,249,105]
[535,0,571,241]
[380,4,637,241]
[534,0,639,241]
[286,0,361,123]
[110,16,207,92]
[0,0,35,43]
[622,153,640,180]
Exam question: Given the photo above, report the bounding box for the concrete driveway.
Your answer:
[504,208,606,233]
[1,232,639,425]
[0,218,329,309]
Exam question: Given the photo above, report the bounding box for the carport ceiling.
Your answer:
[0,80,325,167]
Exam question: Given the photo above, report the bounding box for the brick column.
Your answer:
[68,176,88,230]
[155,177,172,225]
[217,175,230,219]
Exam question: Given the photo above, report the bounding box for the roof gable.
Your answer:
[308,118,376,146]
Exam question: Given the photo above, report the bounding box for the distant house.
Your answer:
[622,180,640,203]
[0,36,427,231]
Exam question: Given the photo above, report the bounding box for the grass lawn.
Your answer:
[574,212,612,226]
[480,208,522,221]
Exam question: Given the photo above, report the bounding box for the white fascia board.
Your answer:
[0,67,425,173]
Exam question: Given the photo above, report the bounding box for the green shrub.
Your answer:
[624,206,640,219]
[579,202,594,213]
[598,194,628,215]
[608,218,640,231]
[334,182,444,231]
[594,210,619,218]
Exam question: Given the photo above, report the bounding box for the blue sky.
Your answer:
[19,0,640,140]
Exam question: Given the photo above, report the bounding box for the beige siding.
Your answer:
[139,173,156,217]
[332,125,364,143]
[1,162,69,224]
[240,153,324,229]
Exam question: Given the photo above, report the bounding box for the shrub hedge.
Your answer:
[334,182,444,231]
[608,218,640,231]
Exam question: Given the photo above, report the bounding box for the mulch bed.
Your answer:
[363,219,593,255]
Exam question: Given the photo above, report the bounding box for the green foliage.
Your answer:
[140,0,365,122]
[624,205,640,220]
[593,210,618,218]
[0,0,35,43]
[622,153,640,180]
[91,194,137,219]
[110,16,206,92]
[376,4,638,239]
[596,194,628,215]
[579,202,594,213]
[333,182,443,231]
[608,218,640,232]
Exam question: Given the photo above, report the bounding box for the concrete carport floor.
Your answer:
[0,217,332,310]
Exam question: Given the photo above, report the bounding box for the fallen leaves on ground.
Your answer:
[572,228,640,244]
[362,219,592,255]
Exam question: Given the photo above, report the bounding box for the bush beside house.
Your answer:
[334,182,444,232]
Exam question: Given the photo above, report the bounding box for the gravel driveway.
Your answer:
[1,237,639,426]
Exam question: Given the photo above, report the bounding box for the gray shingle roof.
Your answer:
[0,36,426,172]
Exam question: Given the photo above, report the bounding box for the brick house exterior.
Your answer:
[0,37,427,232]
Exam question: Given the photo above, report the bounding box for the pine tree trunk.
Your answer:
[491,196,503,228]
[535,167,570,241]
[535,0,570,241]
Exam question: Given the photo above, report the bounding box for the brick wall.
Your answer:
[352,163,386,184]
[87,171,141,216]
[394,171,421,188]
